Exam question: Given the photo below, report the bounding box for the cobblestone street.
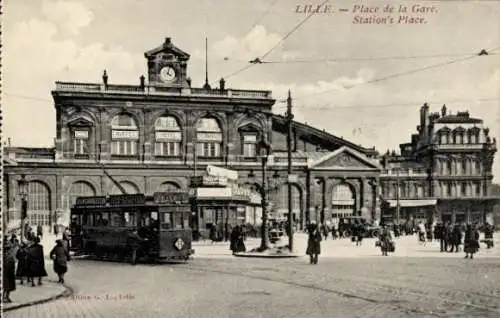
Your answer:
[5,235,500,318]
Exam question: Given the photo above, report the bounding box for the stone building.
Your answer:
[3,37,382,235]
[380,103,498,225]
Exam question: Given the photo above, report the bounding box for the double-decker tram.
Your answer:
[70,191,194,264]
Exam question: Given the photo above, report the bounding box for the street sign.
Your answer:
[288,174,298,183]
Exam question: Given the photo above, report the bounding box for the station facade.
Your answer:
[3,38,383,235]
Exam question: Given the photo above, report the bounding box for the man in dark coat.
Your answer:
[26,237,48,286]
[450,224,462,253]
[50,240,71,284]
[15,242,29,285]
[306,223,322,264]
[3,241,16,303]
[464,224,480,259]
[37,225,43,240]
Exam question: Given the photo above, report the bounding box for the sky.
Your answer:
[2,0,500,181]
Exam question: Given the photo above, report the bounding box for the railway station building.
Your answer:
[3,37,383,236]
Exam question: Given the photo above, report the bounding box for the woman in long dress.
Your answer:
[464,224,480,259]
[3,241,16,303]
[379,225,393,256]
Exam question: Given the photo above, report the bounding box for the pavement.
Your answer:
[4,252,500,317]
[4,232,498,316]
[2,277,71,312]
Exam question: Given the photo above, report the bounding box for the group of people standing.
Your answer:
[2,228,72,303]
[432,222,491,259]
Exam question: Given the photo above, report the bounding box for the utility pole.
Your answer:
[396,167,400,225]
[286,90,294,251]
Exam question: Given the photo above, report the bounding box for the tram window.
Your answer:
[161,212,172,230]
[123,212,136,227]
[110,212,123,227]
[172,213,184,229]
[95,212,110,227]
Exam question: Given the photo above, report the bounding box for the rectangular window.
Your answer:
[73,138,88,155]
[475,182,481,196]
[242,134,257,157]
[155,142,180,156]
[111,140,138,155]
[196,142,221,157]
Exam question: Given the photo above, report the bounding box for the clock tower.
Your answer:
[144,37,190,87]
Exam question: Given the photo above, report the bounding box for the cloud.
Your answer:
[41,0,94,35]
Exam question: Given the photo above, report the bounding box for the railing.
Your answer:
[54,82,273,99]
[381,168,428,176]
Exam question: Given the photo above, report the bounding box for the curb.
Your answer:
[234,253,302,258]
[3,283,74,313]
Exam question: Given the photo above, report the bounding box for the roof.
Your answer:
[434,114,483,124]
[271,114,376,156]
[144,38,190,59]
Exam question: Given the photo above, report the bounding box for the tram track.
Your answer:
[180,263,500,317]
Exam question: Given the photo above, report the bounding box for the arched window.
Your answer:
[111,114,139,156]
[475,160,481,174]
[110,181,139,195]
[68,181,96,208]
[27,181,51,227]
[461,158,467,175]
[158,182,181,192]
[196,118,222,157]
[461,183,467,197]
[154,116,181,157]
[331,184,355,215]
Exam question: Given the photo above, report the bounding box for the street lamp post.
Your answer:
[18,174,28,241]
[259,137,271,251]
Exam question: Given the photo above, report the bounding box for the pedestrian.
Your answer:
[26,236,48,286]
[483,223,494,249]
[3,240,16,303]
[209,224,217,243]
[306,223,322,264]
[450,224,462,253]
[230,226,245,255]
[355,222,364,246]
[15,242,29,285]
[378,225,393,256]
[464,224,480,259]
[62,231,71,253]
[50,239,71,284]
[331,224,338,240]
[37,224,43,240]
[436,223,446,252]
[322,223,329,240]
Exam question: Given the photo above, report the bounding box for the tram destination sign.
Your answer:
[154,191,189,205]
[75,196,107,206]
[108,194,145,206]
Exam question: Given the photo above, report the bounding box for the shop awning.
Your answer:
[386,199,437,208]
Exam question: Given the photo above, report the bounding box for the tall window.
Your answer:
[196,118,222,157]
[68,181,96,209]
[447,160,452,175]
[155,116,181,157]
[461,183,467,196]
[331,184,355,215]
[73,130,89,155]
[416,185,424,198]
[475,182,481,196]
[111,114,139,156]
[277,184,301,217]
[440,133,447,144]
[27,181,51,227]
[242,134,257,157]
[475,160,481,174]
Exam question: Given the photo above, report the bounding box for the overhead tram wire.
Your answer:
[285,46,500,102]
[245,0,280,35]
[223,0,329,79]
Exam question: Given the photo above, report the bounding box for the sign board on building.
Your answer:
[206,165,238,181]
[190,176,228,187]
[196,187,232,198]
[155,132,182,141]
[74,131,89,139]
[108,194,145,206]
[112,130,139,140]
[153,191,190,204]
[75,196,107,206]
[197,133,222,141]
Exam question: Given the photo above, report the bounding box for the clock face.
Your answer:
[160,66,176,82]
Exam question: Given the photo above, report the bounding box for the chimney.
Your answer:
[186,77,192,87]
[165,37,171,45]
[139,75,145,89]
[219,78,226,91]
[441,104,447,116]
[102,70,108,87]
